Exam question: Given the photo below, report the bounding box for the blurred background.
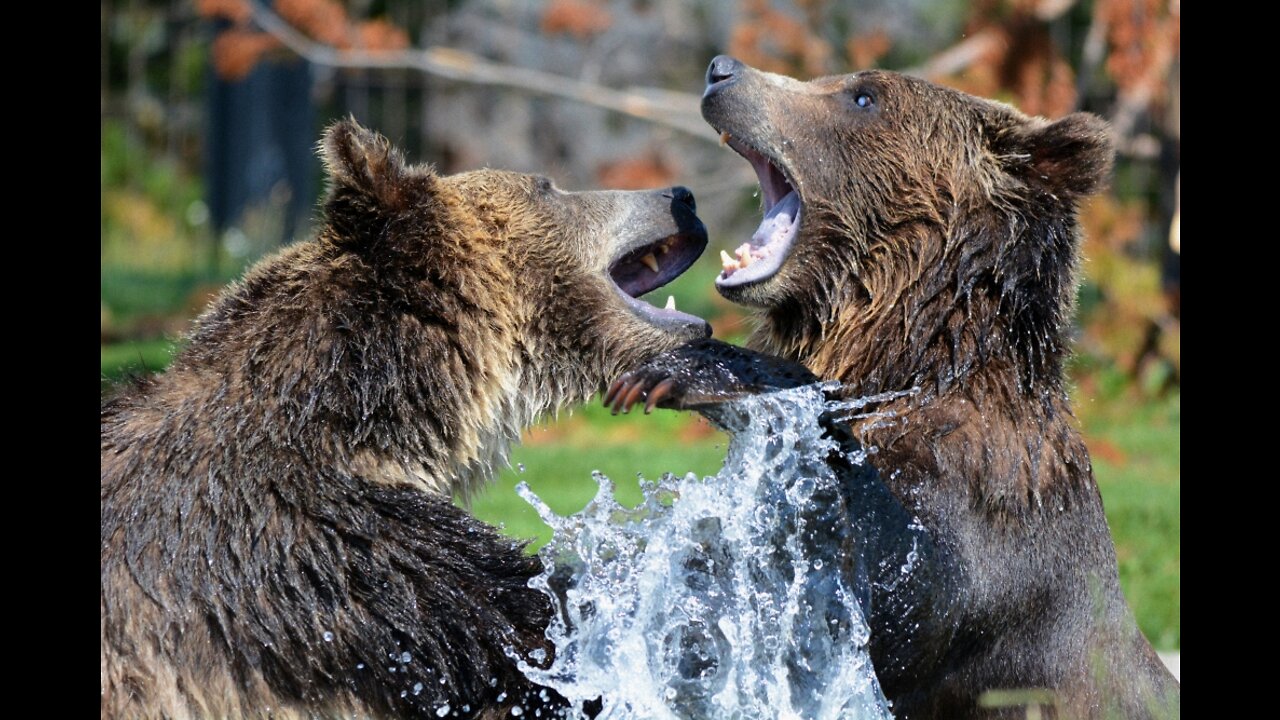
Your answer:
[101,0,1179,652]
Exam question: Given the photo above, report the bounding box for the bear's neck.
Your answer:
[756,214,1080,403]
[161,240,584,504]
[750,213,1091,507]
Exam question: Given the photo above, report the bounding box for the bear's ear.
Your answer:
[319,117,410,209]
[1013,112,1115,198]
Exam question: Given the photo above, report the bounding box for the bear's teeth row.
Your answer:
[719,243,770,276]
[639,239,678,274]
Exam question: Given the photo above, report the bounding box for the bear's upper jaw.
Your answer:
[715,135,802,290]
[608,229,711,337]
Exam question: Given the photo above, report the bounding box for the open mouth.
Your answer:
[608,227,710,336]
[715,132,801,289]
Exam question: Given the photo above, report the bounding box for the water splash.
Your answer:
[518,384,894,719]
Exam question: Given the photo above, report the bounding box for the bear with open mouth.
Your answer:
[100,119,710,719]
[611,57,1179,719]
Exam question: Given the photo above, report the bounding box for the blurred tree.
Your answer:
[108,0,1180,398]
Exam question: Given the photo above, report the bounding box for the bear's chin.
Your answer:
[714,272,790,309]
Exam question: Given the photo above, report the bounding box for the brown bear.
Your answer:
[100,118,710,719]
[608,57,1179,718]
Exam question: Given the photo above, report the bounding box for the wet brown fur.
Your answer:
[702,63,1178,718]
[101,119,704,719]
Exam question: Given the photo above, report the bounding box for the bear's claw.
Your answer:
[606,339,820,415]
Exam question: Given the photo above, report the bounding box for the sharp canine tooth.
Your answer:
[720,131,731,146]
[641,253,660,273]
[720,250,735,267]
[665,295,676,311]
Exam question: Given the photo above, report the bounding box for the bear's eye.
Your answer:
[853,91,875,109]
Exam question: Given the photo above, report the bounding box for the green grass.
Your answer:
[101,338,179,383]
[466,404,730,548]
[1078,391,1181,650]
[101,267,214,321]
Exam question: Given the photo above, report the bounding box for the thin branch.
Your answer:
[905,29,1003,80]
[248,2,715,143]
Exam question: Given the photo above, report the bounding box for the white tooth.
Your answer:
[641,253,660,273]
[720,250,736,268]
[720,131,731,147]
[665,295,676,311]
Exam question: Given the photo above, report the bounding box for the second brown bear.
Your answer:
[613,57,1179,719]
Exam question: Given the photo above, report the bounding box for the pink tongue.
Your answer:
[722,189,800,276]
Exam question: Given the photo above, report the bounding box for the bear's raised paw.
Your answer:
[605,338,819,415]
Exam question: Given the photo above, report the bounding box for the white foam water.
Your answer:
[517,384,894,719]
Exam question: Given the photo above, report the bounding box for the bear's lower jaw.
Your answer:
[716,188,801,290]
[608,229,711,338]
[613,283,711,339]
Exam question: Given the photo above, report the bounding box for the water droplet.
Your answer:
[400,690,408,698]
[495,691,507,702]
[511,707,523,716]
[413,682,424,695]
[356,662,365,670]
[517,463,526,473]
[436,704,451,717]
[401,651,412,663]
[322,631,334,642]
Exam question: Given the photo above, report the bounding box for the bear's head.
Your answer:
[318,119,710,394]
[700,57,1113,391]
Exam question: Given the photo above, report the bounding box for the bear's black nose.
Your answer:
[670,186,696,214]
[706,55,742,88]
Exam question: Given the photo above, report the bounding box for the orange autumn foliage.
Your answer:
[1100,0,1180,96]
[212,30,282,81]
[275,0,351,48]
[196,0,251,25]
[729,0,831,78]
[596,152,676,191]
[541,0,613,40]
[845,30,891,71]
[199,0,411,80]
